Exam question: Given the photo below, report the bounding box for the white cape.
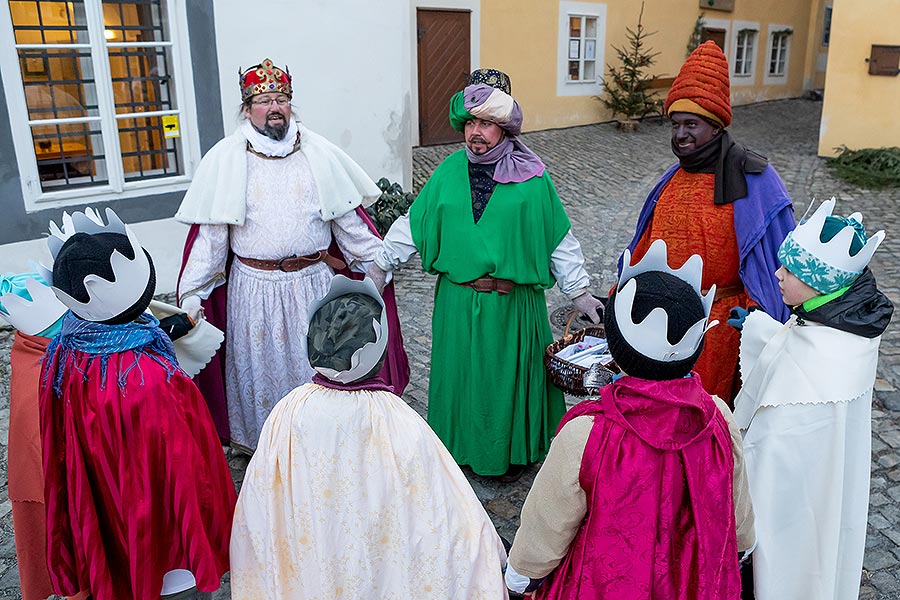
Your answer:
[174,122,380,225]
[734,310,879,600]
[230,383,508,599]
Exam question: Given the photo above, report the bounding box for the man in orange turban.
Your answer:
[619,41,796,404]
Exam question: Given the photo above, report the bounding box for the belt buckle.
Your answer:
[276,255,297,272]
[472,278,492,292]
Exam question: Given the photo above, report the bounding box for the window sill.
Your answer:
[25,176,192,213]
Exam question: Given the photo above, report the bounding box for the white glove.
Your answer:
[367,264,389,294]
[572,290,603,324]
[180,294,203,324]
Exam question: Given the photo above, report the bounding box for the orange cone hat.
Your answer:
[665,40,732,127]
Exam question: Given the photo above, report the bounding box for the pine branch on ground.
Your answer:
[827,146,900,189]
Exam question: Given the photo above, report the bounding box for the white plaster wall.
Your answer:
[213,1,414,190]
[0,218,189,296]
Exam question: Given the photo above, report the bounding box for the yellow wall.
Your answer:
[817,0,900,156]
[480,0,817,131]
[802,0,832,90]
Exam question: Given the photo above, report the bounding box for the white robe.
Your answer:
[178,150,382,450]
[734,310,880,600]
[230,383,509,599]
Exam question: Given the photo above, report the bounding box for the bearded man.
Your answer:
[176,58,408,451]
[369,69,603,480]
[622,41,795,404]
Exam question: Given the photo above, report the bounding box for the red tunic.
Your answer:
[40,346,236,600]
[632,170,751,403]
[9,332,56,600]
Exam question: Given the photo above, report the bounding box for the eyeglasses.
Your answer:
[251,96,290,107]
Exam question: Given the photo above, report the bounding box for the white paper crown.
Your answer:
[301,275,389,384]
[46,207,153,323]
[790,198,884,275]
[0,273,68,335]
[615,239,718,362]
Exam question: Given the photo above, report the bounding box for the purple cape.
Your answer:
[178,206,410,443]
[621,163,795,323]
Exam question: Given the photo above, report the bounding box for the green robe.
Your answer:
[410,150,569,475]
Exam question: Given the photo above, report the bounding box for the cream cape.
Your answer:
[230,383,508,599]
[734,310,879,428]
[174,122,381,225]
[734,310,878,600]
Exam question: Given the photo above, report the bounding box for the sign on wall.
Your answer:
[700,0,735,12]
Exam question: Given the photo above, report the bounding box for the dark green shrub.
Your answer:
[366,178,416,236]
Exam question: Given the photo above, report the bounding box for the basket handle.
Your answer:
[564,310,581,338]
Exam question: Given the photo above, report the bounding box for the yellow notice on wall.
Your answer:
[162,115,180,139]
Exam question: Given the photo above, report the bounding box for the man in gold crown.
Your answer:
[175,58,409,453]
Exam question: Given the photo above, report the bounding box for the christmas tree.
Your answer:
[599,2,663,125]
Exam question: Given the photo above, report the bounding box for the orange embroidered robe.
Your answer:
[632,170,751,404]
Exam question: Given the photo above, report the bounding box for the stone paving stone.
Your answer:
[865,548,899,571]
[1,98,899,599]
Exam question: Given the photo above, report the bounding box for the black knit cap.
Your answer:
[52,231,156,324]
[468,68,511,94]
[605,271,706,381]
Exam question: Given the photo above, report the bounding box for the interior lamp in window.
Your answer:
[104,29,117,41]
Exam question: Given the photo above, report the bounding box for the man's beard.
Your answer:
[466,135,490,155]
[262,120,289,141]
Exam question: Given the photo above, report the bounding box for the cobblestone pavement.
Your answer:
[1,98,898,599]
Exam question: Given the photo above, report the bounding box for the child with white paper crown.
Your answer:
[731,198,894,600]
[506,239,755,599]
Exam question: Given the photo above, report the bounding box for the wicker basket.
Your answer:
[545,312,618,397]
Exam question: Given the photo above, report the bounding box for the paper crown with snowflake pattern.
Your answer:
[778,198,885,294]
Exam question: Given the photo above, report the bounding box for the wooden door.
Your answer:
[701,28,727,51]
[417,9,470,146]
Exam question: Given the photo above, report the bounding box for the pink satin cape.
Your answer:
[535,375,740,600]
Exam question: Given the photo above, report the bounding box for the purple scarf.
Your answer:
[466,136,545,184]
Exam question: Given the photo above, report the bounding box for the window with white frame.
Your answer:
[1,0,196,205]
[768,30,791,77]
[567,15,598,82]
[734,29,757,77]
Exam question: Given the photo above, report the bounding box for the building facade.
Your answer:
[818,0,900,157]
[0,0,413,291]
[2,0,892,289]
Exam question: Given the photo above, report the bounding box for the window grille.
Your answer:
[3,0,192,202]
[822,6,832,47]
[567,15,598,82]
[768,32,789,77]
[734,30,756,77]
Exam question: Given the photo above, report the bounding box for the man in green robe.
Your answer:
[370,70,602,480]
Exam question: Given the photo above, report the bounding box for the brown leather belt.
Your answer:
[455,276,516,295]
[709,284,744,302]
[237,251,347,272]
